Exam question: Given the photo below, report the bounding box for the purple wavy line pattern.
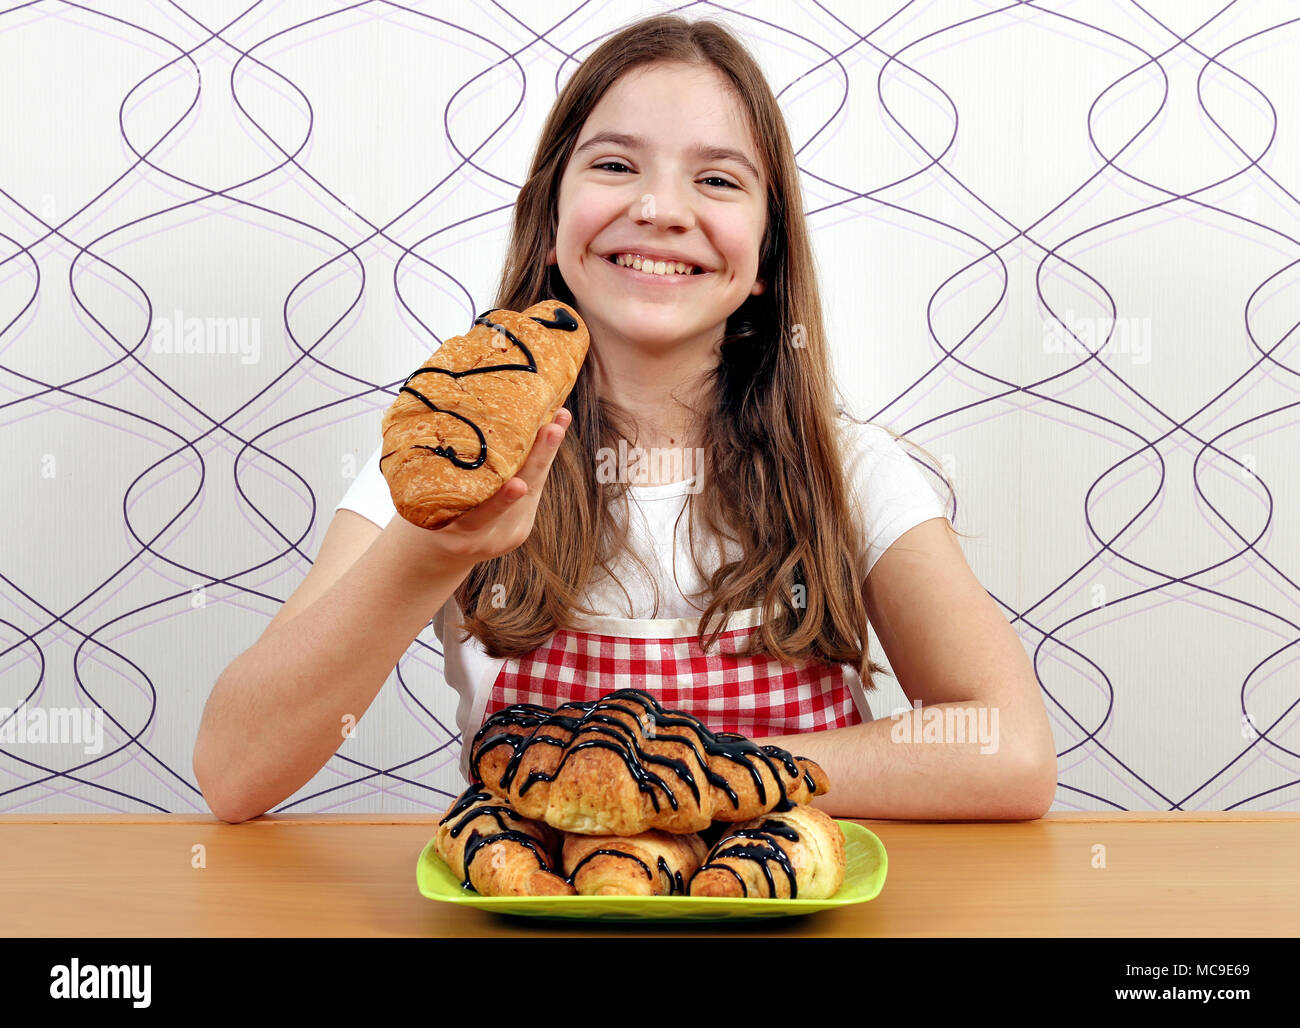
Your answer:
[1,0,1296,814]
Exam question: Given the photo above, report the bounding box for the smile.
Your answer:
[601,254,711,283]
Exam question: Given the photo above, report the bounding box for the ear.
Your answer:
[750,275,766,296]
[546,246,557,265]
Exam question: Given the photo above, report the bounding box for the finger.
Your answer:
[514,418,567,492]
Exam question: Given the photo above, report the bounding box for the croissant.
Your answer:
[380,301,589,530]
[562,830,710,896]
[434,784,575,896]
[688,803,846,900]
[470,689,830,836]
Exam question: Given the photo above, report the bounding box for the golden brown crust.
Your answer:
[688,804,846,900]
[433,784,575,896]
[472,708,570,823]
[469,690,831,836]
[562,830,710,896]
[705,735,828,822]
[380,301,589,530]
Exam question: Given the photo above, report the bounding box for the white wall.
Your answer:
[2,0,1297,814]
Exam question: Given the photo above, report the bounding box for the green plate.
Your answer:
[416,820,886,921]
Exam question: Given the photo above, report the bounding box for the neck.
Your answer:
[585,332,717,451]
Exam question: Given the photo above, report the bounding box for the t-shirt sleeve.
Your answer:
[841,419,949,578]
[333,443,397,530]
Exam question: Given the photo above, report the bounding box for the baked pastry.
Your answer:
[469,689,830,836]
[562,830,710,896]
[688,803,846,900]
[380,301,589,529]
[434,784,575,896]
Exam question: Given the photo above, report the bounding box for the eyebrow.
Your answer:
[572,131,762,185]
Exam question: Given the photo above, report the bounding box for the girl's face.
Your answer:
[549,61,768,358]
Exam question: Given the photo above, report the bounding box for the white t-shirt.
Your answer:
[332,412,949,763]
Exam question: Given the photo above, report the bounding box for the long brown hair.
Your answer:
[453,13,956,693]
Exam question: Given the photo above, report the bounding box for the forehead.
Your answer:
[573,62,762,182]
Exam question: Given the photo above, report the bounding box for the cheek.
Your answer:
[559,184,613,250]
[720,207,764,255]
[719,224,762,274]
[554,178,583,244]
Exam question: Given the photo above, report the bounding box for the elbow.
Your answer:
[202,787,260,825]
[1004,746,1058,820]
[193,737,262,825]
[205,796,255,825]
[198,778,263,825]
[193,675,268,824]
[194,764,246,824]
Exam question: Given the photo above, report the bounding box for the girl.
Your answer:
[195,14,1056,824]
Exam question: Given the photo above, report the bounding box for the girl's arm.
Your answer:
[760,517,1058,820]
[193,511,476,823]
[193,410,571,824]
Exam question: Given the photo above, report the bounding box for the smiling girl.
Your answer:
[195,14,1057,824]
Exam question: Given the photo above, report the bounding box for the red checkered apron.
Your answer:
[476,604,866,745]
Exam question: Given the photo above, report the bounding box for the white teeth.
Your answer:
[612,253,698,275]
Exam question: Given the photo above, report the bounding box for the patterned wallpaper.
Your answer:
[2,0,1297,815]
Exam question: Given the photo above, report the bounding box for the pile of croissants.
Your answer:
[433,689,847,899]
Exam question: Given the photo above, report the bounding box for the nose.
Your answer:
[629,169,695,231]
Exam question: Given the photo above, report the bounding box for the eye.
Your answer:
[593,162,738,189]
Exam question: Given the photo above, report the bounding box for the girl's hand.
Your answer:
[392,408,571,571]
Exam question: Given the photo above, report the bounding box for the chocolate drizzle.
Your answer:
[469,689,811,822]
[529,307,579,332]
[380,305,579,473]
[692,817,803,898]
[438,784,556,890]
[564,848,688,895]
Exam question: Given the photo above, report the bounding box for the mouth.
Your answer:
[600,252,711,281]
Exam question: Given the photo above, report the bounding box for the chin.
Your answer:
[625,324,705,349]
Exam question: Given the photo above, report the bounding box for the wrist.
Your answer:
[380,513,478,587]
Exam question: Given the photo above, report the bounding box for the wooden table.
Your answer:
[1,811,1296,937]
